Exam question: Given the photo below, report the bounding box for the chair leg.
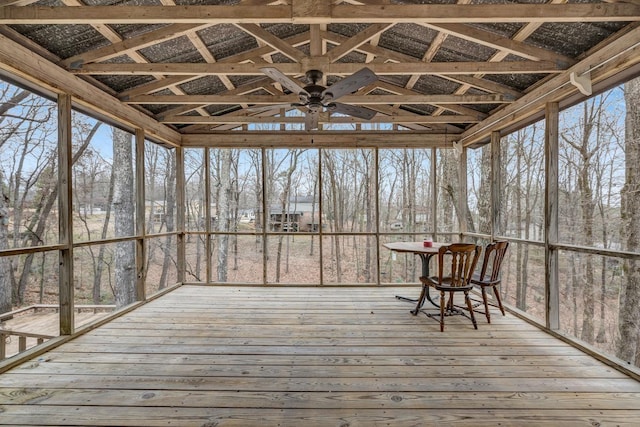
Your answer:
[492,286,506,316]
[439,290,446,332]
[447,292,454,312]
[481,287,491,323]
[465,291,478,330]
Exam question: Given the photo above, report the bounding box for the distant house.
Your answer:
[145,200,166,224]
[238,209,255,223]
[269,196,322,232]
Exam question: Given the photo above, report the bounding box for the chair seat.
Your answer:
[424,276,474,292]
[470,273,499,287]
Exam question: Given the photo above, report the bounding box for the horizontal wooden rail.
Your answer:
[0,329,54,361]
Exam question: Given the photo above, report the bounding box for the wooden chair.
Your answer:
[419,243,481,332]
[470,241,509,323]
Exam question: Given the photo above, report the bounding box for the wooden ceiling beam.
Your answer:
[1,4,639,24]
[127,93,511,105]
[74,60,563,76]
[160,114,480,125]
[181,131,457,148]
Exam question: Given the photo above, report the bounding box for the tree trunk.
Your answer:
[617,77,640,366]
[159,150,176,289]
[216,150,232,282]
[112,129,136,308]
[477,146,492,234]
[94,166,115,303]
[0,89,31,312]
[515,138,526,310]
[0,196,11,313]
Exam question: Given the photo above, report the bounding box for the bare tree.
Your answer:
[158,149,176,289]
[502,125,543,311]
[112,128,136,308]
[617,77,640,366]
[214,149,233,282]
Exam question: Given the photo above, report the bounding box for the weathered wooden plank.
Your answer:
[37,352,606,368]
[2,373,640,393]
[68,335,581,348]
[3,406,640,427]
[13,361,627,379]
[30,343,590,357]
[3,388,640,411]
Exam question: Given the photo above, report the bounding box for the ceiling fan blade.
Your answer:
[305,109,319,131]
[331,102,377,120]
[260,67,308,98]
[322,67,377,101]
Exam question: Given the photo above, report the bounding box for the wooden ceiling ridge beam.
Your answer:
[1,4,639,24]
[73,61,563,75]
[460,24,640,146]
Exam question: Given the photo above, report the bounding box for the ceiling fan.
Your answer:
[255,67,378,130]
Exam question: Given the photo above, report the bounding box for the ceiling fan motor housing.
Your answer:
[303,70,327,109]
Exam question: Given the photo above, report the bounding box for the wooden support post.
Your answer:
[261,147,268,284]
[205,148,211,284]
[135,128,146,301]
[431,147,437,240]
[0,333,5,360]
[458,146,468,241]
[490,131,502,239]
[374,147,380,285]
[318,148,324,286]
[176,146,185,283]
[545,102,560,330]
[58,94,74,335]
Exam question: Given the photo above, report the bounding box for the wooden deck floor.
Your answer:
[1,285,639,426]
